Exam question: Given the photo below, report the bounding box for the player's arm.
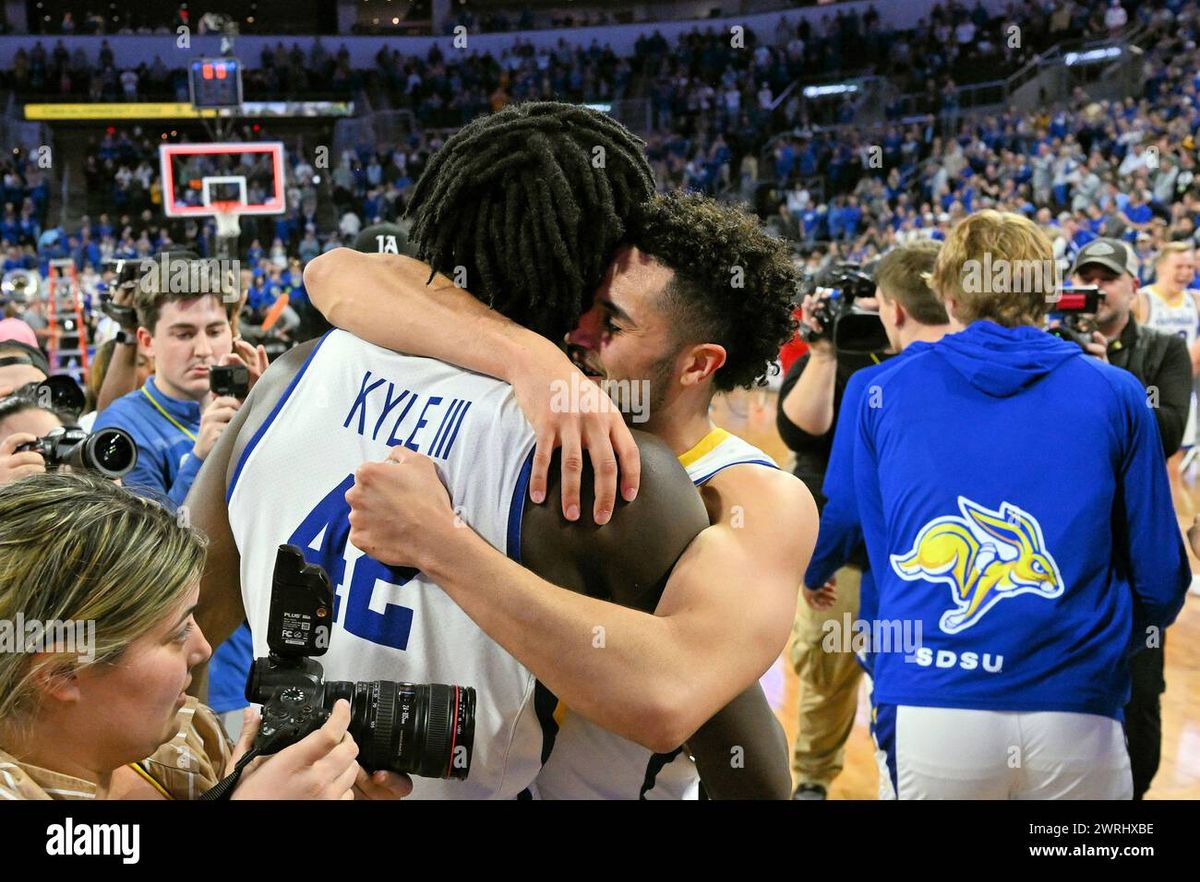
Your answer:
[186,341,316,699]
[304,248,639,522]
[304,249,552,392]
[686,684,791,800]
[348,447,817,752]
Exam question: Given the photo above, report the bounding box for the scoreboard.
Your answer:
[189,58,244,109]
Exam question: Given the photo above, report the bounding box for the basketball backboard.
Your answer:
[159,142,287,218]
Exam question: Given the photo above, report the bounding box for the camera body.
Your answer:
[210,364,250,399]
[246,545,477,780]
[15,426,137,478]
[1047,285,1104,350]
[797,262,889,353]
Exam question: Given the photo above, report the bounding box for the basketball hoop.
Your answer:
[212,201,242,239]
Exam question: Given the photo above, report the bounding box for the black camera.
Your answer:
[14,375,87,420]
[15,426,138,478]
[209,364,250,399]
[1046,285,1104,350]
[797,262,889,353]
[245,545,476,780]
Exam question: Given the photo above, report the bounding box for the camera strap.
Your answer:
[140,385,197,443]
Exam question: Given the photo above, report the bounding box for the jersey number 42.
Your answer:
[287,474,419,651]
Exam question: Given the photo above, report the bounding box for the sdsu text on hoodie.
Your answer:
[853,321,1188,720]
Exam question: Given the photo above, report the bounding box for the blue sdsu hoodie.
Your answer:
[853,321,1188,719]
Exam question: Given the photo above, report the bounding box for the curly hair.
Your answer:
[405,101,655,341]
[626,191,798,392]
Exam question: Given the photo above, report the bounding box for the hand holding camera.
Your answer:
[194,394,242,461]
[800,291,837,358]
[10,426,137,479]
[228,699,361,800]
[244,545,476,782]
[0,432,47,483]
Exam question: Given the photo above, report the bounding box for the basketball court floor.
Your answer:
[711,388,1200,800]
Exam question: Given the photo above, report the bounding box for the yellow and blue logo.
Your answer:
[891,497,1063,634]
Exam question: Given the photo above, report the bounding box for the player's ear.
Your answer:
[680,343,725,388]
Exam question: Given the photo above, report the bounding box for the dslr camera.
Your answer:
[797,261,889,353]
[1046,285,1104,350]
[15,425,138,479]
[246,545,477,780]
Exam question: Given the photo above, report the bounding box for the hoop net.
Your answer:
[212,201,242,239]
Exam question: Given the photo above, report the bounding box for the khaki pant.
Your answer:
[790,565,863,789]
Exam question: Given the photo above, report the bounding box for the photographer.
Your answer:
[776,260,895,799]
[92,250,267,737]
[1069,238,1191,799]
[1069,239,1191,457]
[0,473,410,801]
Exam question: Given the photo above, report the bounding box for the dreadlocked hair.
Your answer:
[406,101,655,340]
[627,191,799,392]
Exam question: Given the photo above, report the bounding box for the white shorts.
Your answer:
[871,704,1132,800]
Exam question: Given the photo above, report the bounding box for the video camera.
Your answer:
[15,425,138,479]
[245,545,477,780]
[1046,285,1104,350]
[797,261,889,353]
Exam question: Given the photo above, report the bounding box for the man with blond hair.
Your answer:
[853,210,1189,799]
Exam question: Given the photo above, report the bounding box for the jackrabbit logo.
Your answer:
[891,497,1063,634]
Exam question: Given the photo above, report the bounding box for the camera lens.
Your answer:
[75,428,138,478]
[325,680,475,780]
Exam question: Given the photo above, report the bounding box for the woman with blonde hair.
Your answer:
[0,473,410,800]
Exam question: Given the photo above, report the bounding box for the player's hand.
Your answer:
[346,447,457,570]
[803,578,837,610]
[352,767,413,800]
[1189,514,1200,560]
[193,395,241,461]
[509,341,640,525]
[230,700,361,800]
[0,432,47,484]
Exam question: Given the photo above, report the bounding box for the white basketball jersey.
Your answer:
[226,330,541,799]
[1143,286,1199,446]
[1143,285,1199,345]
[533,427,778,799]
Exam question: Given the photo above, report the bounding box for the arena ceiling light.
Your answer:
[802,83,859,99]
[1064,47,1123,66]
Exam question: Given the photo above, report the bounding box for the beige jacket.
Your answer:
[0,697,231,800]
